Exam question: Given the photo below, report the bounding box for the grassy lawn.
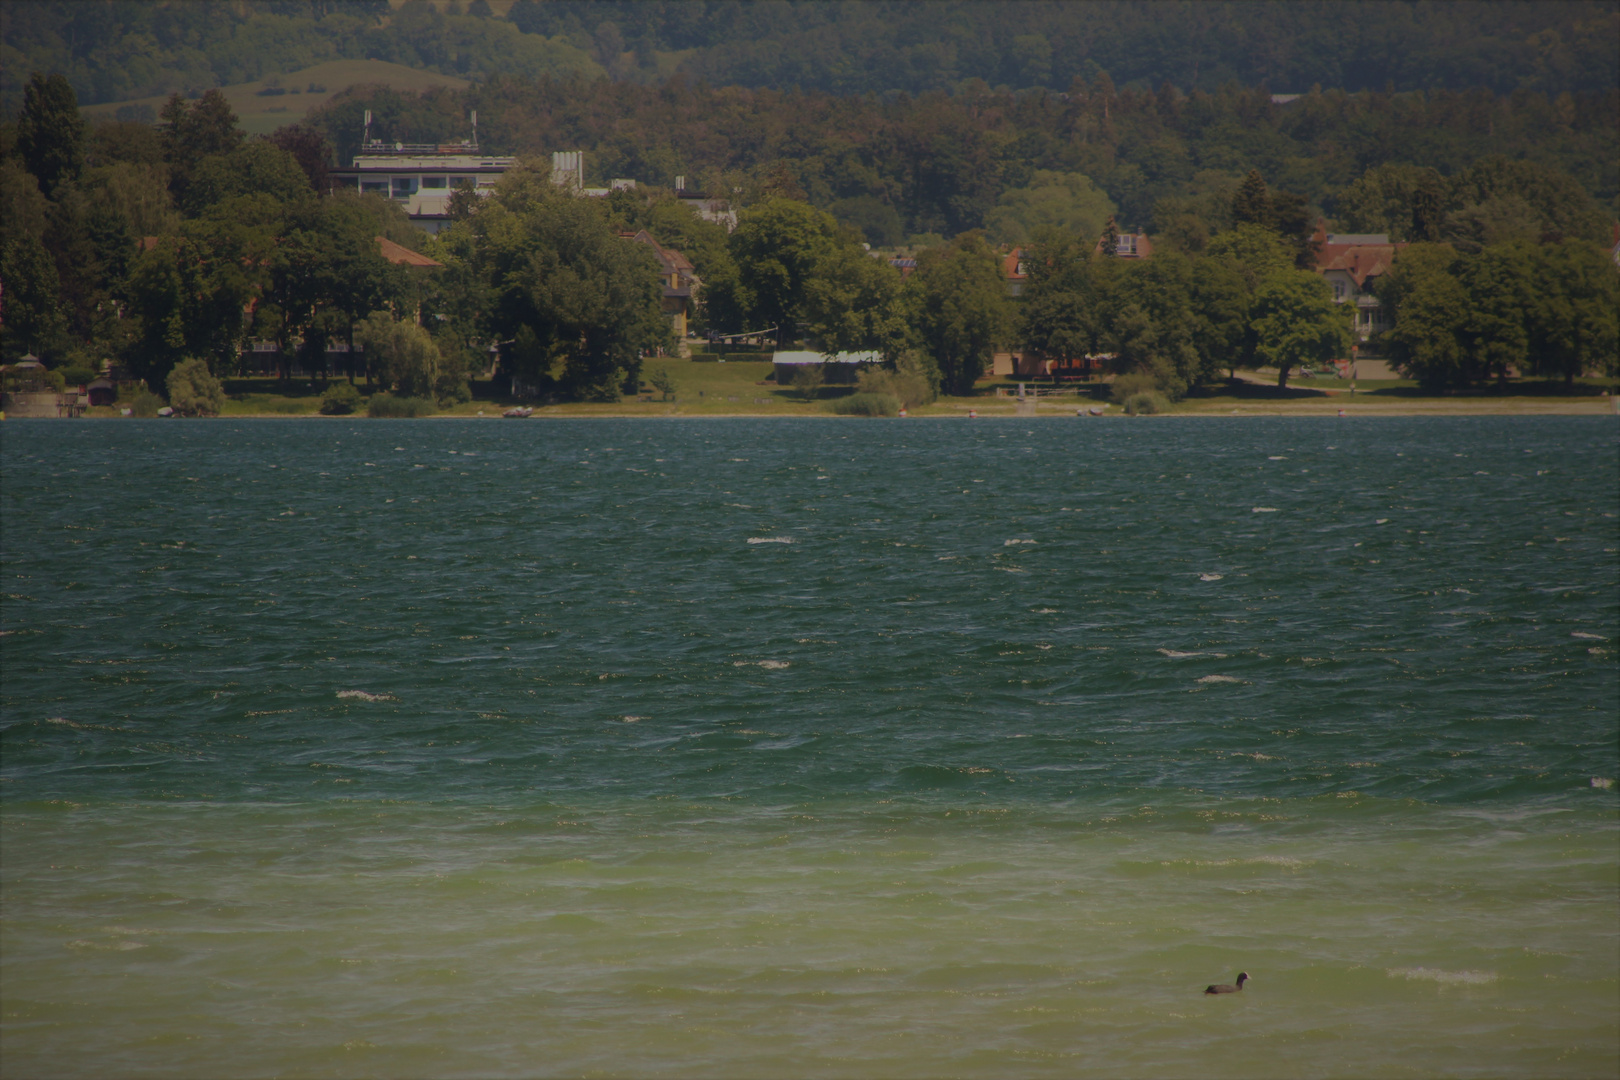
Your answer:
[64,364,1614,420]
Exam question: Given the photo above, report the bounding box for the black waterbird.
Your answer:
[1204,972,1249,994]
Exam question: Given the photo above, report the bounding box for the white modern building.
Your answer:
[329,139,516,234]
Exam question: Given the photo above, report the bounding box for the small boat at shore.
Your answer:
[503,407,533,418]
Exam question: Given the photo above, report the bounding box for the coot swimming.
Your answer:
[1204,972,1249,994]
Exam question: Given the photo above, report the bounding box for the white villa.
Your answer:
[329,139,515,233]
[1312,223,1407,355]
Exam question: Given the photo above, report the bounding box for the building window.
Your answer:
[391,177,417,198]
[421,176,447,189]
[449,177,472,188]
[361,181,388,194]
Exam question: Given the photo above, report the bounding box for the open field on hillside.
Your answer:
[81,59,468,136]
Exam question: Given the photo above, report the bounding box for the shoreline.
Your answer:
[13,400,1614,420]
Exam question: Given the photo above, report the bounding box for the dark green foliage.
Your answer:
[1250,270,1352,387]
[366,393,436,417]
[438,166,671,401]
[161,90,245,203]
[1123,391,1171,415]
[312,76,1614,247]
[497,2,1618,98]
[0,234,68,359]
[165,356,226,416]
[829,391,900,416]
[1110,371,1161,403]
[319,380,362,414]
[15,73,84,198]
[126,388,164,417]
[791,365,825,402]
[903,233,1012,396]
[182,141,312,216]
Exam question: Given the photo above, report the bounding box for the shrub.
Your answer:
[1123,391,1172,415]
[689,351,721,362]
[648,368,677,401]
[791,365,825,401]
[434,374,472,406]
[1110,371,1161,403]
[320,382,361,414]
[358,311,441,398]
[367,393,436,417]
[829,391,900,416]
[857,351,940,408]
[127,390,164,417]
[58,364,97,387]
[165,357,226,416]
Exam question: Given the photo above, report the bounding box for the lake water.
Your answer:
[2,416,1616,1078]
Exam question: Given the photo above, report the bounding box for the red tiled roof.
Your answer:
[376,236,442,268]
[1315,243,1401,288]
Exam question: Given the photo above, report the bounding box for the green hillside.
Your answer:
[82,59,469,137]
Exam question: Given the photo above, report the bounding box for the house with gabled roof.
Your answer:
[622,229,701,341]
[1313,222,1406,356]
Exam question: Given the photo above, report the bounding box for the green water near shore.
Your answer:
[3,417,1616,1077]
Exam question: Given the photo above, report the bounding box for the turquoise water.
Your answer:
[2,416,1616,1078]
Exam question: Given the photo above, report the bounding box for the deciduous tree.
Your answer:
[903,233,1011,396]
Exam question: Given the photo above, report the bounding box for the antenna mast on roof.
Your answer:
[470,110,478,150]
[363,109,372,148]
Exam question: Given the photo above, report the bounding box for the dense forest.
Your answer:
[311,76,1619,245]
[4,0,1615,114]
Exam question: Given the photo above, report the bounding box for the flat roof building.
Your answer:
[329,141,516,234]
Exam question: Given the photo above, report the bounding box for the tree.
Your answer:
[1231,169,1271,227]
[1524,241,1620,387]
[723,198,841,342]
[802,244,908,358]
[1382,267,1474,389]
[790,364,824,402]
[1206,224,1294,288]
[165,356,226,416]
[1097,215,1120,257]
[449,165,669,401]
[160,90,244,202]
[183,141,313,216]
[984,170,1116,246]
[268,125,335,192]
[15,72,85,199]
[0,235,68,360]
[903,233,1012,396]
[358,310,441,398]
[1019,232,1097,370]
[1460,243,1534,383]
[1187,255,1251,379]
[1250,270,1351,387]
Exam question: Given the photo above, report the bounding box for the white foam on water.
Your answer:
[1004,538,1037,545]
[1199,573,1223,581]
[1375,518,1389,524]
[747,537,793,544]
[620,716,647,723]
[734,660,790,669]
[1197,675,1242,684]
[1252,507,1279,513]
[1031,608,1058,614]
[1591,777,1615,790]
[336,690,397,702]
[1268,456,1287,460]
[1387,967,1498,986]
[1159,649,1203,658]
[1571,632,1605,640]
